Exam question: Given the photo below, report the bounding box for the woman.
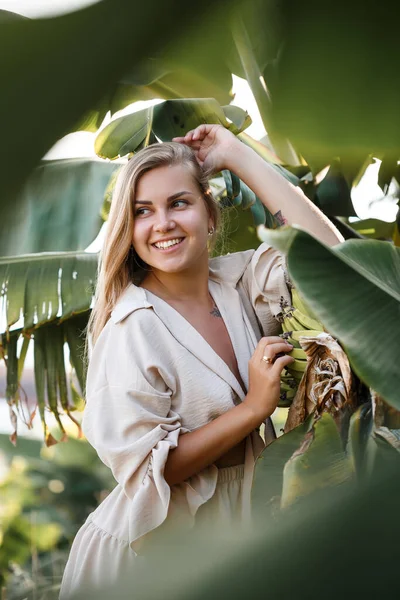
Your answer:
[59,124,342,597]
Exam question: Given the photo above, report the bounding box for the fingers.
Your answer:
[173,124,214,144]
[254,336,292,358]
[262,342,294,360]
[272,354,295,374]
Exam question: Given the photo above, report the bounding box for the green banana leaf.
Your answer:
[70,458,400,600]
[1,313,89,446]
[350,218,395,240]
[221,104,252,133]
[347,402,375,482]
[272,1,400,163]
[377,155,400,194]
[0,159,119,257]
[280,413,354,508]
[95,99,251,159]
[314,159,357,217]
[0,252,97,332]
[230,9,299,165]
[252,418,312,515]
[0,0,222,205]
[258,226,400,410]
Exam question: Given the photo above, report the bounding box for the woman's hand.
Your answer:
[244,336,295,422]
[172,124,242,174]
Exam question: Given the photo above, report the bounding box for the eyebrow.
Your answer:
[134,191,194,205]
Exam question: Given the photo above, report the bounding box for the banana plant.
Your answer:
[94,98,252,159]
[0,253,97,444]
[257,226,400,411]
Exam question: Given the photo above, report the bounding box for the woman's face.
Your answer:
[132,163,213,275]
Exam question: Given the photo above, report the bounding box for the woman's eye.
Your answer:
[172,200,188,208]
[135,207,150,216]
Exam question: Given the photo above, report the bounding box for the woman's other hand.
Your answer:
[173,124,241,173]
[244,336,295,422]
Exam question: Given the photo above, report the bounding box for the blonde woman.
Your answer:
[59,124,342,597]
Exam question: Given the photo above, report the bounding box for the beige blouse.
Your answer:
[82,242,291,553]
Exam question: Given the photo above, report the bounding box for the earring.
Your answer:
[208,226,215,236]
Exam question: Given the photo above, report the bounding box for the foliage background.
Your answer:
[1,0,400,598]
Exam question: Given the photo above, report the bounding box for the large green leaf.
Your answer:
[0,252,97,332]
[230,9,299,165]
[0,0,223,205]
[95,99,250,159]
[258,226,400,410]
[71,458,400,600]
[0,159,118,256]
[272,1,400,162]
[78,15,236,132]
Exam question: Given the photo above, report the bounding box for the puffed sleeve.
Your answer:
[82,313,217,551]
[240,242,292,335]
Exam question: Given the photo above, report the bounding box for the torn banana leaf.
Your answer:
[1,315,88,446]
[32,316,88,446]
[0,252,97,332]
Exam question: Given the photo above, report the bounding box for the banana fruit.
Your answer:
[278,287,325,407]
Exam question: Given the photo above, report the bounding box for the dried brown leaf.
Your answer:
[284,333,355,433]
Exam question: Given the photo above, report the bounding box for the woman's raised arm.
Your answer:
[174,124,344,247]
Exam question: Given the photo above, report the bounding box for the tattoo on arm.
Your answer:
[273,210,288,227]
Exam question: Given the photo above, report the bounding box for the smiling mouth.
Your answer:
[152,237,185,251]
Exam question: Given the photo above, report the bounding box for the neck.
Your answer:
[141,255,211,305]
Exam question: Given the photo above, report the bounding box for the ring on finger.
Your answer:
[262,355,272,364]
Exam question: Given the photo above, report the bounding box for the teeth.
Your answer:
[154,238,183,249]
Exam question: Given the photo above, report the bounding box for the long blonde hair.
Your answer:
[88,142,221,346]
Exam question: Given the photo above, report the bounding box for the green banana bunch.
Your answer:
[278,287,325,407]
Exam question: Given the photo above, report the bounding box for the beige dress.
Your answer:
[59,243,291,598]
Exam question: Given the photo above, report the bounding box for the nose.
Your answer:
[154,209,176,233]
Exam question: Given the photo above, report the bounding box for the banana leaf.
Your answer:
[314,159,357,217]
[350,218,395,240]
[347,402,375,482]
[272,1,400,162]
[71,459,400,600]
[280,413,354,508]
[0,252,97,332]
[258,226,400,410]
[77,64,234,134]
[95,99,251,159]
[377,155,400,195]
[0,0,223,205]
[252,417,312,515]
[1,314,89,445]
[0,159,119,257]
[231,10,299,165]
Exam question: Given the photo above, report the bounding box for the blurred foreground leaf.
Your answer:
[0,0,225,203]
[70,459,400,600]
[0,159,118,257]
